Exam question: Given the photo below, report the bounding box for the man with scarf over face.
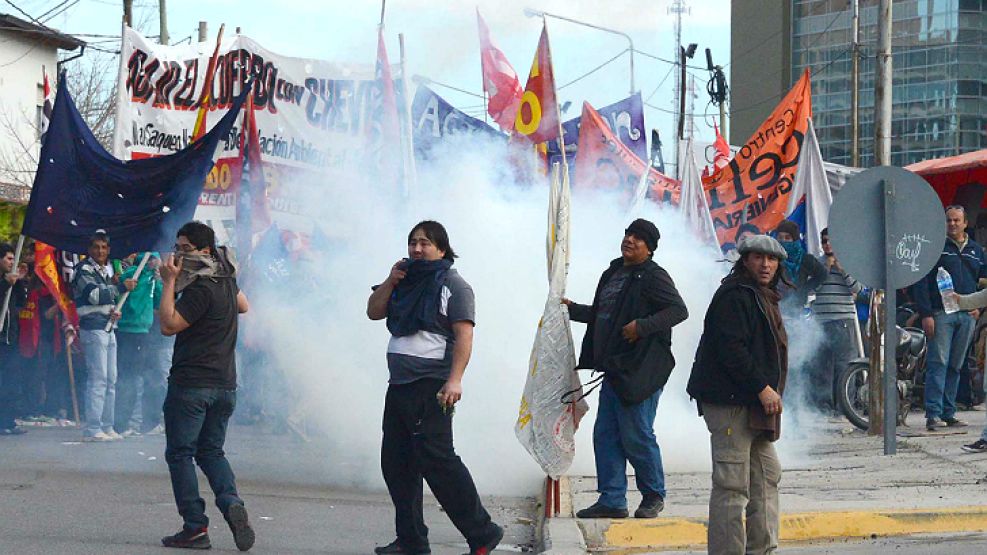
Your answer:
[158,221,255,551]
[367,221,503,555]
[688,235,790,555]
[773,220,826,317]
[564,219,688,520]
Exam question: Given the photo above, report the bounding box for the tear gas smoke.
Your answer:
[235,134,831,496]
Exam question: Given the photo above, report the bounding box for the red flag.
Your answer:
[237,92,272,254]
[33,241,79,329]
[513,23,559,143]
[573,102,680,204]
[40,70,54,142]
[191,24,225,141]
[712,123,730,170]
[368,27,403,186]
[477,10,523,132]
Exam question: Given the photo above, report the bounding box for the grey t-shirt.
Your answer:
[386,269,475,384]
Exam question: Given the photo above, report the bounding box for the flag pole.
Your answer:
[65,333,80,425]
[0,234,25,332]
[398,33,417,199]
[103,251,151,332]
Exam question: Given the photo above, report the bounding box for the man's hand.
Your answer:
[109,310,122,322]
[44,305,59,320]
[561,298,573,306]
[972,309,981,321]
[825,254,836,270]
[758,385,783,415]
[159,254,183,283]
[437,379,463,409]
[922,316,935,339]
[3,272,16,285]
[123,278,137,292]
[387,260,407,288]
[622,320,640,343]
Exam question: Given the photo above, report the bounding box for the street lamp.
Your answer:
[523,8,635,95]
[677,42,698,141]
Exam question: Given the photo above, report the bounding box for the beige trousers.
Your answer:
[702,403,781,555]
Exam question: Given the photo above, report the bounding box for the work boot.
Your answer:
[944,417,967,427]
[634,493,665,518]
[226,503,255,551]
[374,539,431,555]
[926,418,947,431]
[162,527,211,549]
[575,502,628,519]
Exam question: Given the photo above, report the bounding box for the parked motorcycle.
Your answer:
[837,302,928,431]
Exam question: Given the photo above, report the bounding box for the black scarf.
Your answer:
[386,258,453,337]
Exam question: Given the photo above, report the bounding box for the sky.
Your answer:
[5,0,732,155]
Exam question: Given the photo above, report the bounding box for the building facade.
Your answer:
[731,0,986,168]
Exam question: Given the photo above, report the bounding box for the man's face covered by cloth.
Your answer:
[407,229,445,261]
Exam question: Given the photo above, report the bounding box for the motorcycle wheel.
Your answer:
[838,362,871,431]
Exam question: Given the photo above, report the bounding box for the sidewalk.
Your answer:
[542,408,987,553]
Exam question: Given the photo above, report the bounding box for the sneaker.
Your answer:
[944,417,967,427]
[374,539,431,554]
[146,423,166,435]
[226,503,255,551]
[634,493,665,518]
[926,418,948,431]
[961,439,987,453]
[162,527,211,549]
[105,430,123,440]
[0,427,28,435]
[120,428,142,438]
[466,524,504,555]
[576,502,629,519]
[83,431,113,442]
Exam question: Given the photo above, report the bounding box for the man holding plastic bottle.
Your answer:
[910,205,987,431]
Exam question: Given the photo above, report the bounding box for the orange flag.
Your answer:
[512,23,559,144]
[573,102,680,204]
[34,242,79,328]
[702,70,812,245]
[191,24,226,142]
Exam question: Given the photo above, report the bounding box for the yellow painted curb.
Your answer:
[603,506,987,549]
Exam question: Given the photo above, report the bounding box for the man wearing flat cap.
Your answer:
[564,218,688,519]
[687,234,790,555]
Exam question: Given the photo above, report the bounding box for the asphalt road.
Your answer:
[0,426,537,555]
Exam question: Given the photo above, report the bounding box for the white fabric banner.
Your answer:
[678,138,719,247]
[786,119,833,256]
[516,163,587,479]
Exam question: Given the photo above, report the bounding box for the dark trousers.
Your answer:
[0,346,21,429]
[810,319,857,412]
[163,384,243,530]
[381,379,496,550]
[115,331,147,431]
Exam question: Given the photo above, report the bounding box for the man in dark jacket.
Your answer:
[910,205,987,430]
[774,220,826,317]
[564,219,688,519]
[687,235,789,555]
[1,242,28,435]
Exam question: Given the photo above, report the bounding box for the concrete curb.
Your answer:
[598,506,987,550]
[538,476,589,554]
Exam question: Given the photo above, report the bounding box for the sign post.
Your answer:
[830,166,945,455]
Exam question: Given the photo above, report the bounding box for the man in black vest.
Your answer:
[564,219,688,519]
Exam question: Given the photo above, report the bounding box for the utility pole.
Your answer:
[669,0,689,179]
[874,0,892,166]
[705,48,729,138]
[850,0,860,167]
[677,43,697,142]
[158,0,169,45]
[123,0,133,27]
[198,21,208,43]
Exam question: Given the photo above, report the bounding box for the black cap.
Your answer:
[625,218,660,252]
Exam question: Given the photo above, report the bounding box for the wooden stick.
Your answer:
[104,252,151,332]
[65,333,80,426]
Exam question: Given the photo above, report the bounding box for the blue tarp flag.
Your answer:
[22,74,250,255]
[411,85,504,159]
[546,92,646,168]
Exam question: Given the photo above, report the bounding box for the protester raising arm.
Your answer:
[158,255,190,336]
[367,260,406,320]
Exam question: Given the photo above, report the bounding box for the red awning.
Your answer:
[906,149,987,207]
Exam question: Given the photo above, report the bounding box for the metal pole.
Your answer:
[850,0,860,167]
[678,46,688,142]
[198,21,207,43]
[158,0,169,45]
[868,289,884,436]
[717,65,727,137]
[882,178,897,455]
[874,0,893,166]
[123,0,133,27]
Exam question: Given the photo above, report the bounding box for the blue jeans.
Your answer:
[81,329,117,436]
[924,311,975,421]
[163,385,242,531]
[593,380,666,509]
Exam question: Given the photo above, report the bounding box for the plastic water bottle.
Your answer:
[937,267,960,314]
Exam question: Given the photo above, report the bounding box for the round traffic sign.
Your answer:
[829,166,945,289]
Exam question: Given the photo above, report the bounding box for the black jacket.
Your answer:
[569,257,688,406]
[687,278,784,408]
[780,253,827,315]
[0,278,26,347]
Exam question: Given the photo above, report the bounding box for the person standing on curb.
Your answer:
[946,287,987,453]
[158,222,254,551]
[367,220,503,555]
[687,235,790,555]
[565,219,688,520]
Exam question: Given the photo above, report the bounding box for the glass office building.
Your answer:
[789,0,985,167]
